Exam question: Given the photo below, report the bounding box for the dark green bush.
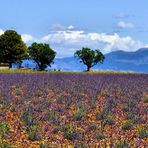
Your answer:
[63,124,75,141]
[73,108,86,121]
[105,114,115,125]
[88,124,98,131]
[0,143,13,148]
[0,122,9,138]
[28,125,41,141]
[40,143,49,148]
[47,110,58,122]
[75,143,87,148]
[96,113,103,121]
[63,129,75,141]
[139,129,148,138]
[122,123,133,130]
[96,133,105,140]
[115,139,129,148]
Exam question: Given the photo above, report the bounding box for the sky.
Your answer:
[0,0,148,57]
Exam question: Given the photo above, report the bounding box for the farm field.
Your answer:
[0,72,148,147]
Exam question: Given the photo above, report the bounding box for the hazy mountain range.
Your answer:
[19,48,148,73]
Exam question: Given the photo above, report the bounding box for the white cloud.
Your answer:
[0,26,147,57]
[0,29,4,35]
[40,28,146,56]
[117,21,134,29]
[51,24,75,31]
[21,34,34,43]
[68,25,75,30]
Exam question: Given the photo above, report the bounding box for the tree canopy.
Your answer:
[28,42,56,70]
[0,30,27,68]
[74,47,105,71]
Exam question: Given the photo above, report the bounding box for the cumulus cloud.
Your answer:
[117,21,134,29]
[21,34,34,43]
[40,28,146,56]
[51,24,75,31]
[0,26,147,57]
[0,29,4,35]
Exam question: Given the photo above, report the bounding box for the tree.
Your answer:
[74,47,105,71]
[28,42,56,71]
[0,30,27,68]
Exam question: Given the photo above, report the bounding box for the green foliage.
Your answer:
[0,30,27,68]
[115,139,129,148]
[88,124,98,131]
[40,143,49,148]
[75,143,87,148]
[105,115,115,125]
[73,108,86,121]
[28,42,56,70]
[63,130,74,141]
[122,123,133,130]
[74,47,105,71]
[96,113,103,121]
[138,129,148,138]
[63,124,75,141]
[21,106,41,141]
[28,125,41,141]
[47,110,58,122]
[126,113,140,124]
[96,133,105,140]
[0,143,13,148]
[21,107,37,127]
[0,122,9,138]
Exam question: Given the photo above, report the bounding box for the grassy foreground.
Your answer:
[0,68,139,74]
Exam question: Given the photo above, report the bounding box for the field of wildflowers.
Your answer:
[0,72,148,147]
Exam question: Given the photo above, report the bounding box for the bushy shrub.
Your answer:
[96,133,105,140]
[115,139,129,148]
[105,114,115,125]
[40,143,49,148]
[122,123,133,130]
[63,128,75,141]
[75,143,87,148]
[47,110,58,122]
[0,143,13,148]
[96,113,103,121]
[126,113,140,124]
[139,129,148,138]
[28,125,41,141]
[21,107,37,127]
[73,108,86,121]
[88,124,98,131]
[62,124,80,141]
[0,122,9,138]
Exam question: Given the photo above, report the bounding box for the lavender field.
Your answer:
[0,72,148,147]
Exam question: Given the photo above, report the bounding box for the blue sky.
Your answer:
[0,0,148,57]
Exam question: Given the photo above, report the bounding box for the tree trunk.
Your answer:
[39,64,44,71]
[86,66,91,71]
[18,62,22,68]
[9,63,12,69]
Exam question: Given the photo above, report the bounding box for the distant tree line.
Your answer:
[0,30,105,71]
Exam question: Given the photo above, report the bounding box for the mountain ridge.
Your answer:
[19,48,148,73]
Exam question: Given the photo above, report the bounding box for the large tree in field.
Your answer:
[0,30,27,68]
[28,42,56,71]
[74,47,105,71]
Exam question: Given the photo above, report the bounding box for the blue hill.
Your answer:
[15,48,148,73]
